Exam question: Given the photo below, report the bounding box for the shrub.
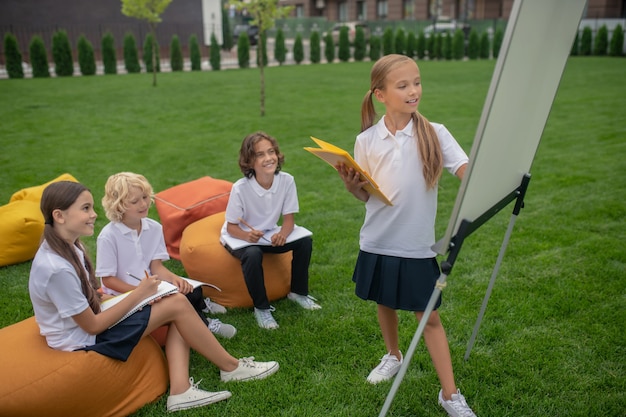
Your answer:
[338,26,350,62]
[123,32,141,73]
[143,33,160,72]
[479,31,490,59]
[77,35,96,76]
[170,35,183,71]
[467,29,479,59]
[4,33,24,79]
[416,31,426,59]
[221,9,233,51]
[310,31,321,64]
[432,33,442,59]
[426,33,435,58]
[382,27,394,55]
[324,33,335,63]
[369,36,381,61]
[353,26,367,61]
[452,29,465,60]
[492,27,504,58]
[209,32,220,70]
[29,35,50,78]
[52,30,73,77]
[237,33,250,68]
[275,28,286,65]
[101,32,117,74]
[442,31,452,60]
[580,26,592,55]
[293,33,304,64]
[405,31,416,59]
[609,24,624,56]
[189,34,202,71]
[570,30,579,56]
[593,25,608,56]
[394,28,406,56]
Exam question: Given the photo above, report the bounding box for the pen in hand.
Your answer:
[238,217,271,243]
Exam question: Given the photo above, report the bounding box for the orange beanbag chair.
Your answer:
[0,317,168,417]
[154,177,233,260]
[0,173,78,267]
[180,211,292,308]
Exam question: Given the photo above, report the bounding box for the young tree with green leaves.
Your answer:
[229,0,293,116]
[29,35,50,78]
[169,35,183,71]
[452,29,465,60]
[123,32,141,73]
[405,31,416,59]
[77,35,96,75]
[382,27,394,55]
[52,30,73,77]
[594,25,608,56]
[122,0,172,86]
[257,33,268,68]
[467,29,479,59]
[369,35,381,61]
[293,33,304,64]
[189,34,202,70]
[4,33,24,79]
[221,1,233,51]
[237,33,250,68]
[324,32,335,63]
[394,28,406,56]
[479,31,490,59]
[580,26,592,56]
[309,31,321,64]
[338,26,350,62]
[102,32,117,74]
[209,33,220,70]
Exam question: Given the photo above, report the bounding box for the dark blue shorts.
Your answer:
[352,251,442,312]
[78,306,151,361]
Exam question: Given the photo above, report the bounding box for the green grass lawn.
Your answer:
[0,57,624,416]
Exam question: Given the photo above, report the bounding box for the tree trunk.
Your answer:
[259,31,265,117]
[151,23,157,87]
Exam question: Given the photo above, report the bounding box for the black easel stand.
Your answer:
[378,174,531,417]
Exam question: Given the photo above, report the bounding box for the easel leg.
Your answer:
[464,212,518,360]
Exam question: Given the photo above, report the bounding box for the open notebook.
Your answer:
[101,277,219,327]
[221,225,312,250]
[303,136,392,206]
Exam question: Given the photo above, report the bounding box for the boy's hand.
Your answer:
[170,275,193,294]
[271,231,287,247]
[248,229,265,243]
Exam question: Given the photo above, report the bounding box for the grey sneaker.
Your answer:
[208,319,237,339]
[202,298,227,314]
[366,352,402,384]
[438,389,477,417]
[287,292,321,310]
[166,377,231,412]
[220,357,280,382]
[254,307,279,329]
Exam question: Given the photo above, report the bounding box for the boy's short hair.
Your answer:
[102,172,153,222]
[238,131,285,178]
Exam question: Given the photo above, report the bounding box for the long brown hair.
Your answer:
[41,181,101,314]
[361,54,443,189]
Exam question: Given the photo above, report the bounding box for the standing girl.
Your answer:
[337,54,477,417]
[29,181,278,413]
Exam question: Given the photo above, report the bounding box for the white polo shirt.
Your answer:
[29,241,95,351]
[355,116,468,258]
[96,218,169,295]
[221,171,299,236]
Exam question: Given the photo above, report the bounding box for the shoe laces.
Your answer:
[208,319,223,332]
[238,357,257,368]
[188,377,202,391]
[377,354,400,374]
[447,391,475,417]
[255,307,277,326]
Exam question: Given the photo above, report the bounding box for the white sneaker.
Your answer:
[438,389,477,417]
[208,319,237,339]
[220,357,280,382]
[254,307,279,329]
[287,292,321,310]
[202,298,227,314]
[366,352,403,384]
[166,377,231,412]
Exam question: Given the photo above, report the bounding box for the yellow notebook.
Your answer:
[304,136,392,206]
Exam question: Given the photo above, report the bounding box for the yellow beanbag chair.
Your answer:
[180,212,292,308]
[0,173,79,267]
[0,317,168,417]
[154,177,233,260]
[10,173,78,203]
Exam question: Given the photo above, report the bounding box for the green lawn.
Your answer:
[0,57,624,416]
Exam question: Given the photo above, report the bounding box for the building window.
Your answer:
[356,1,366,21]
[377,0,388,19]
[403,0,414,19]
[295,4,304,18]
[338,1,348,21]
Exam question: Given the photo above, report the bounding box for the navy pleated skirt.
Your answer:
[352,250,442,312]
[78,306,151,361]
